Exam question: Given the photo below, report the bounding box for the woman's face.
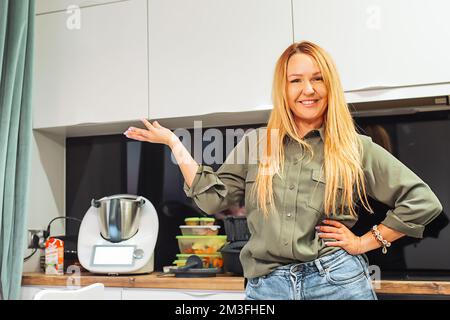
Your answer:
[286,53,328,127]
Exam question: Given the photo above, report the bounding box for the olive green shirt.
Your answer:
[183,126,443,279]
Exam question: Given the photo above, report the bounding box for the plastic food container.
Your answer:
[172,260,189,267]
[176,235,227,254]
[184,217,200,226]
[176,253,223,268]
[199,217,215,226]
[180,225,220,236]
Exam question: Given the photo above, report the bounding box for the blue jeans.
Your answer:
[245,249,378,300]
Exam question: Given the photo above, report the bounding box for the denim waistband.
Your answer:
[270,249,357,277]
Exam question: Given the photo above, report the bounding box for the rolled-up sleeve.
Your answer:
[183,133,249,215]
[361,136,443,238]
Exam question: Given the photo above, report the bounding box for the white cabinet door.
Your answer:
[148,0,292,120]
[36,0,121,14]
[122,288,245,300]
[34,0,148,129]
[21,286,44,300]
[20,286,123,300]
[21,286,244,300]
[293,0,450,93]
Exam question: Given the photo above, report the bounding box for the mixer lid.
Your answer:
[91,194,145,208]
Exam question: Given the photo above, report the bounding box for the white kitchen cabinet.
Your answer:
[293,0,450,99]
[36,0,123,14]
[122,288,245,300]
[21,286,244,300]
[20,285,123,300]
[33,0,148,129]
[147,0,292,120]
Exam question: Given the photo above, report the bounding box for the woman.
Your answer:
[124,41,442,300]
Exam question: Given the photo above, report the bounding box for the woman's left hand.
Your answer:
[316,220,363,255]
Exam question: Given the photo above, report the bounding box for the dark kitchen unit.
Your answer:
[65,124,257,272]
[350,96,450,299]
[351,97,450,274]
[65,96,450,299]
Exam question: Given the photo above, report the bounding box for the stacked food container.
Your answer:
[173,217,226,270]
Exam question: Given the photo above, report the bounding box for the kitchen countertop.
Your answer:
[22,272,244,291]
[22,272,450,295]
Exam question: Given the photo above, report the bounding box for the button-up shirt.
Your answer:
[183,126,443,279]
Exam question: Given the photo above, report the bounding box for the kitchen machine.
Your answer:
[77,194,158,274]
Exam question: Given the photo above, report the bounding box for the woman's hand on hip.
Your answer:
[124,119,178,147]
[316,219,363,255]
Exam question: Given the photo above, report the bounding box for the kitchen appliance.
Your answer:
[223,216,250,242]
[77,194,158,274]
[220,216,250,275]
[220,241,247,275]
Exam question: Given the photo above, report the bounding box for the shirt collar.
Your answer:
[284,124,325,143]
[303,124,325,141]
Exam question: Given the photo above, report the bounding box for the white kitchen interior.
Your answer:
[21,0,450,300]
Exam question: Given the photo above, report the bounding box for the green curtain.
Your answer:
[0,0,35,300]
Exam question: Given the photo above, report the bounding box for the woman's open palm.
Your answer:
[124,119,176,147]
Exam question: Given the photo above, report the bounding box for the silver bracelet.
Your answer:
[371,225,391,254]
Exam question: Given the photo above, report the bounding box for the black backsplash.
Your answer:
[66,125,259,271]
[66,134,166,269]
[66,112,450,279]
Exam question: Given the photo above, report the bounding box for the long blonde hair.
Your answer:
[253,41,374,217]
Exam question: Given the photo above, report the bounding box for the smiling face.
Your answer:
[286,53,328,132]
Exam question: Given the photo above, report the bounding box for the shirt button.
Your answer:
[284,241,289,246]
[287,213,292,217]
[289,184,295,190]
[293,159,299,165]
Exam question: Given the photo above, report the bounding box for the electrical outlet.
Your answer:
[27,229,46,249]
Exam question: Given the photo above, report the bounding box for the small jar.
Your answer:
[199,217,215,226]
[184,217,200,226]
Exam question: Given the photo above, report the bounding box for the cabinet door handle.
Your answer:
[183,291,219,297]
[352,105,450,118]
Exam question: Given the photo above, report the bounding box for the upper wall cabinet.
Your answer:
[36,0,121,14]
[147,0,292,120]
[293,0,450,100]
[34,0,148,129]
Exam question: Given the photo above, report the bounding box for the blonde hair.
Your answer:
[253,41,374,217]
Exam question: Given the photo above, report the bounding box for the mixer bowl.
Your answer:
[92,194,145,243]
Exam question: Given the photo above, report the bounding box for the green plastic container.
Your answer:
[184,217,200,226]
[176,235,227,254]
[174,253,223,268]
[176,253,222,259]
[199,217,215,226]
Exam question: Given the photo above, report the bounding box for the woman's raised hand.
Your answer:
[124,119,178,147]
[125,119,198,187]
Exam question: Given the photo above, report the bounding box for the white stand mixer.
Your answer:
[77,194,158,274]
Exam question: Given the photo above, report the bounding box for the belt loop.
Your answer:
[314,258,326,276]
[357,254,370,274]
[362,253,370,266]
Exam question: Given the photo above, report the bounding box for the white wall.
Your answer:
[23,131,66,272]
